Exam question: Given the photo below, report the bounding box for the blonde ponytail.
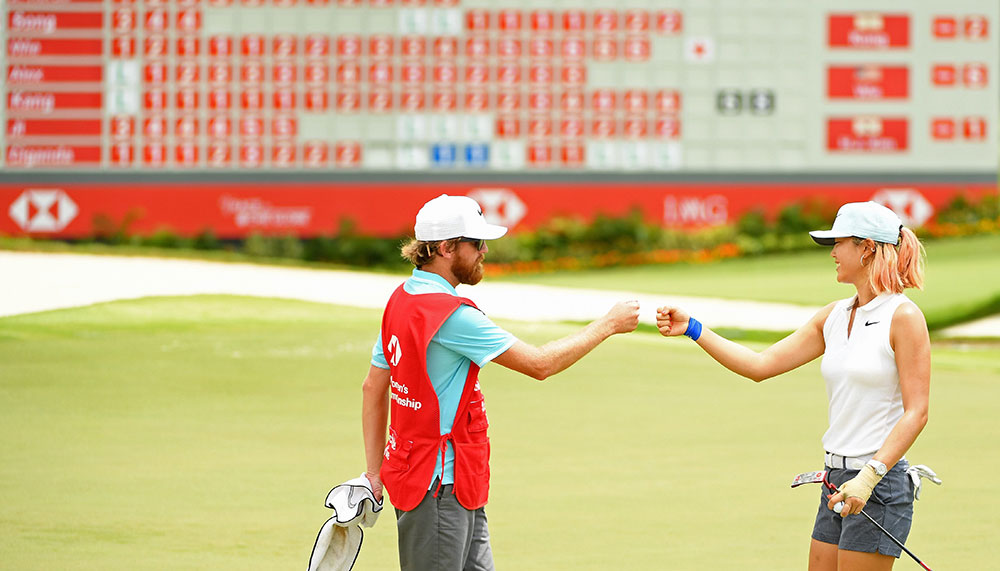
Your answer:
[862,228,925,294]
[896,227,925,291]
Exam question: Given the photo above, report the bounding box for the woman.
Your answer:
[657,201,930,571]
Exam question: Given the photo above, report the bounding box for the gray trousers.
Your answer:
[395,483,495,571]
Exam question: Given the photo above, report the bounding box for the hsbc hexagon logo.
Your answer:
[387,334,402,367]
[8,189,79,232]
[467,188,526,229]
[871,188,934,227]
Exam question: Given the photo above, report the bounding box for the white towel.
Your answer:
[308,473,384,571]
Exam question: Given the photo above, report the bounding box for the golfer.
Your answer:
[656,201,929,571]
[361,194,640,570]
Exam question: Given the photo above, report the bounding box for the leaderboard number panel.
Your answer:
[1,0,997,172]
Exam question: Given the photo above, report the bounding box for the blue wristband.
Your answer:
[684,317,703,341]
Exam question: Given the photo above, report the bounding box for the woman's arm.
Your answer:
[875,302,931,466]
[656,302,835,382]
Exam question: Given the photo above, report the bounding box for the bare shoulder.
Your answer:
[893,300,927,326]
[794,300,838,338]
[810,300,840,326]
[816,300,840,318]
[891,299,929,344]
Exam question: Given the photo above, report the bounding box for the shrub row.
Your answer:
[79,193,998,274]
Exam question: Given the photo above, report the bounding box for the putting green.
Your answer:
[1,296,996,569]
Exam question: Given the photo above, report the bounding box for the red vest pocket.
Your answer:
[380,435,426,511]
[383,437,412,471]
[452,439,490,509]
[465,399,489,436]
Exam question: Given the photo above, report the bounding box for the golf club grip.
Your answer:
[823,482,845,513]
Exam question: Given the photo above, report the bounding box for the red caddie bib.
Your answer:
[379,284,491,511]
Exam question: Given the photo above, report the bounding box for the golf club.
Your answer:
[791,470,933,571]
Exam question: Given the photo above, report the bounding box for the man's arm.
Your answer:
[492,300,640,380]
[361,364,391,501]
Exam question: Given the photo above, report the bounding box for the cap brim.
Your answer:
[464,223,508,240]
[808,230,847,246]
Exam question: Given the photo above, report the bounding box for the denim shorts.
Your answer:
[811,460,914,557]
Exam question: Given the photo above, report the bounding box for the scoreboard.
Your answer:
[0,0,997,238]
[2,0,997,172]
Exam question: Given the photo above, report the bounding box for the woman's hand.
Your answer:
[827,466,882,517]
[656,306,690,337]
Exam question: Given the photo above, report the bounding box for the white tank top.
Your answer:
[820,293,911,457]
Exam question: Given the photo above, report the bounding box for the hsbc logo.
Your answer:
[871,188,933,227]
[467,188,527,228]
[8,189,78,232]
[387,334,402,367]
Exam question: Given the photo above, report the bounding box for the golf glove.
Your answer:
[838,465,883,505]
[906,464,942,501]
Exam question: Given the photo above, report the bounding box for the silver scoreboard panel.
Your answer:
[2,0,997,173]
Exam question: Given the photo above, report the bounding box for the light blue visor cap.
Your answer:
[809,201,903,246]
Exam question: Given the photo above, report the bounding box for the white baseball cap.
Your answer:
[414,194,508,241]
[809,201,903,246]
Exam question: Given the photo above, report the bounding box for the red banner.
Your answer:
[827,65,909,99]
[6,65,103,83]
[7,38,103,57]
[827,117,908,152]
[5,146,102,167]
[7,91,103,113]
[6,119,103,136]
[7,12,104,33]
[829,14,910,48]
[8,0,103,5]
[0,182,993,238]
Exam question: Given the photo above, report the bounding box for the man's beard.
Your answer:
[451,253,484,285]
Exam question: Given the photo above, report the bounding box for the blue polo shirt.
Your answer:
[372,269,517,487]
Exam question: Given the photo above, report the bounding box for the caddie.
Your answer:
[360,194,640,570]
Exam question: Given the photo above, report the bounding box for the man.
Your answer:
[361,194,640,570]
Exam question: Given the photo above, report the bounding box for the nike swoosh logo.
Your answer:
[343,495,368,519]
[865,320,880,326]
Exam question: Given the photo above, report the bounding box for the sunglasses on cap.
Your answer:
[458,237,485,250]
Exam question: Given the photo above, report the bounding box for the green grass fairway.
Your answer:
[2,296,998,569]
[494,234,1000,331]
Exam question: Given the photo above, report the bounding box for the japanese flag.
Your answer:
[684,36,715,63]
